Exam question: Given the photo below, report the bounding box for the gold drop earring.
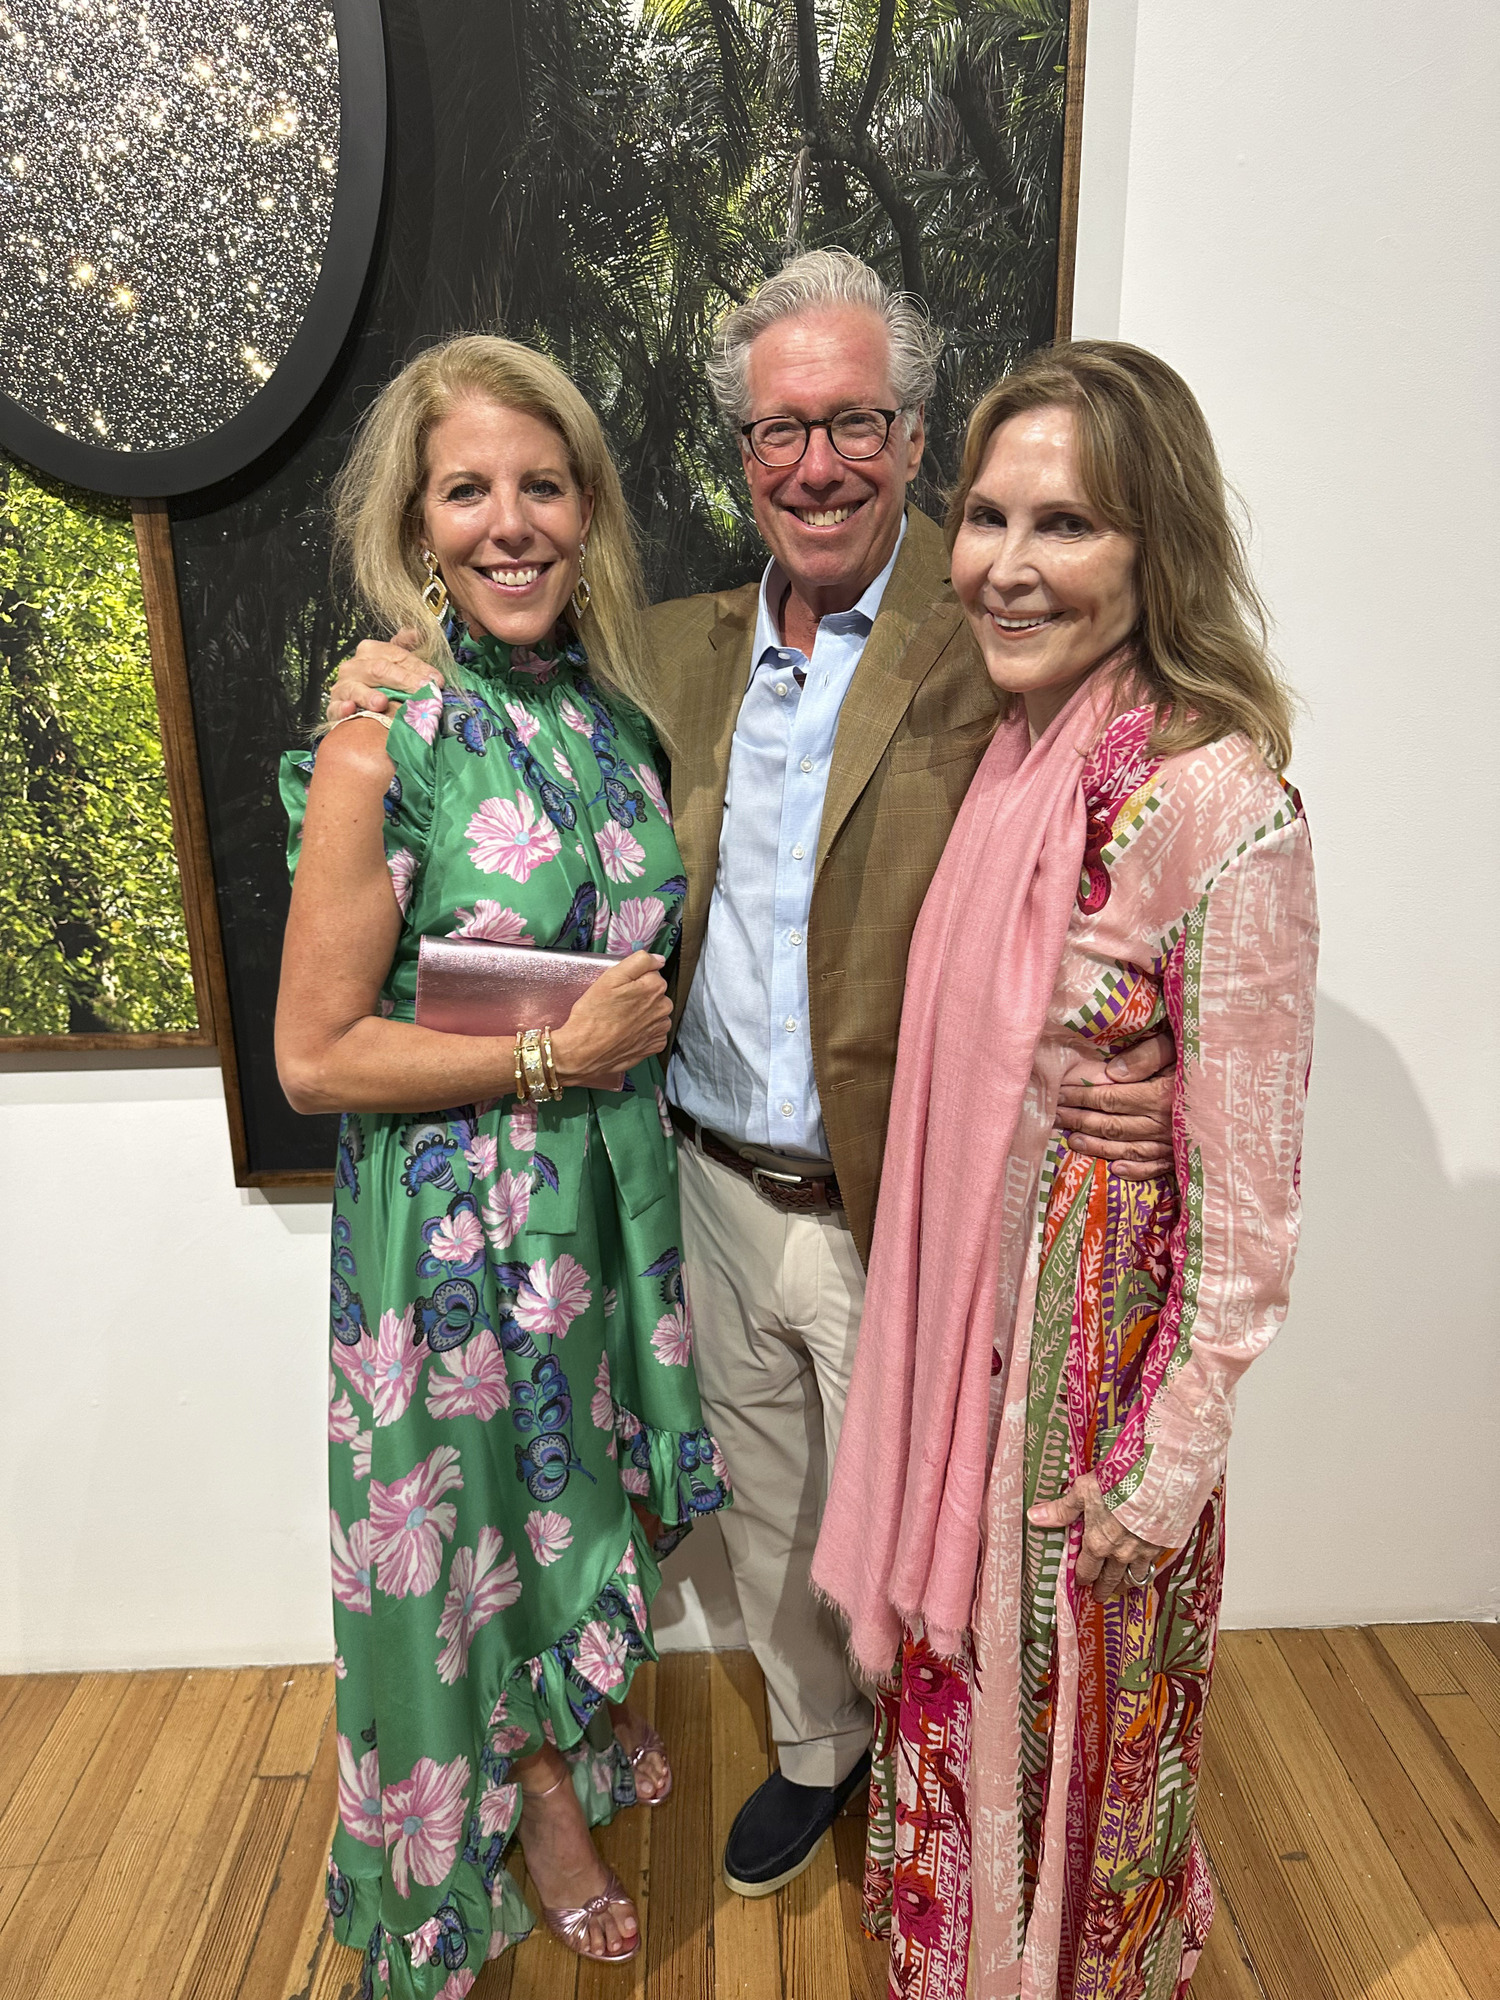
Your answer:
[570,540,592,618]
[420,547,449,619]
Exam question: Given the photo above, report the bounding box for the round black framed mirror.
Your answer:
[0,0,386,496]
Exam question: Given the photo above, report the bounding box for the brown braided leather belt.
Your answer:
[669,1104,845,1214]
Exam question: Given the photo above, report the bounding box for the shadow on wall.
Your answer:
[1222,994,1500,1629]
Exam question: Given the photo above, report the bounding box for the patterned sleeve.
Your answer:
[1097,804,1319,1549]
[277,686,443,906]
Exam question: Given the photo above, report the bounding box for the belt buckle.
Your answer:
[750,1164,806,1201]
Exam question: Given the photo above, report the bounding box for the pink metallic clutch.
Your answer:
[415,937,624,1037]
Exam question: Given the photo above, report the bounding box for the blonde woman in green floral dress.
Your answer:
[276,337,730,1997]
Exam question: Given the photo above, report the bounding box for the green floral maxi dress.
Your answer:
[280,627,731,2000]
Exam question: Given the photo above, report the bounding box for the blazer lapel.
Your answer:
[669,588,754,1010]
[815,510,962,873]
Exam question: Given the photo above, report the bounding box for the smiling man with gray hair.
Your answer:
[325,246,1174,1899]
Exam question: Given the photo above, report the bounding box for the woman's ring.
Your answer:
[1126,1562,1153,1587]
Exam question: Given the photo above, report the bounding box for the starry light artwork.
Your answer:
[0,0,341,453]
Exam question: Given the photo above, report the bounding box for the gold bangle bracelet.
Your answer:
[540,1027,563,1101]
[512,1039,531,1102]
[519,1028,549,1103]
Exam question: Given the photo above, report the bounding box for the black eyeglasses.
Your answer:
[740,407,902,468]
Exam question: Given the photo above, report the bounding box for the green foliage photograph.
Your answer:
[0,457,196,1036]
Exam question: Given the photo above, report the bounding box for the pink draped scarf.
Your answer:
[812,668,1118,1673]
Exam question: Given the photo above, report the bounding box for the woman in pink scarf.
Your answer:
[812,342,1317,1999]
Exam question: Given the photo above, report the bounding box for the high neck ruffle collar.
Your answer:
[447,618,587,689]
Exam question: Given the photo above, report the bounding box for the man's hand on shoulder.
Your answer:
[325,629,444,722]
[1056,1029,1176,1181]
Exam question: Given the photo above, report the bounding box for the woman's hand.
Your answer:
[550,952,672,1091]
[1055,1029,1175,1180]
[326,629,445,723]
[1028,1472,1166,1604]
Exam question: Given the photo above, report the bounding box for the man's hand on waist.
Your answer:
[1055,1029,1175,1181]
[325,629,445,722]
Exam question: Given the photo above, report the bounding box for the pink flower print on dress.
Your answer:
[463,1133,499,1181]
[607,895,666,955]
[426,1207,484,1267]
[387,847,418,914]
[576,1618,630,1694]
[371,1305,425,1426]
[514,1254,592,1338]
[382,1752,471,1897]
[435,1526,521,1684]
[478,1781,521,1837]
[403,693,442,744]
[332,1327,380,1408]
[651,1305,693,1367]
[436,1971,477,2000]
[466,793,561,882]
[337,1734,383,1847]
[503,699,539,745]
[710,1436,732,1486]
[592,897,611,944]
[553,747,576,785]
[368,1445,462,1599]
[507,1103,537,1155]
[590,1351,614,1432]
[634,762,673,827]
[450,900,533,946]
[603,1287,618,1319]
[488,1692,532,1756]
[407,1916,444,1967]
[618,1539,650,1634]
[352,1431,371,1480]
[525,1509,573,1566]
[559,694,593,736]
[615,1404,642,1443]
[330,1509,373,1614]
[329,1380,360,1445]
[621,1466,650,1497]
[595,820,646,883]
[334,1651,347,1679]
[482,1169,531,1251]
[425,1337,510,1421]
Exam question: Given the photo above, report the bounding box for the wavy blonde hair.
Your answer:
[947,340,1295,769]
[331,335,650,712]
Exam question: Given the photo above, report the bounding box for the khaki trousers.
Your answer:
[678,1136,872,1786]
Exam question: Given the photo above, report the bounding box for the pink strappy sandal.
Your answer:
[621,1718,673,1805]
[524,1771,641,1963]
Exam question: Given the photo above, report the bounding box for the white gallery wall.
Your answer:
[2,0,1496,1673]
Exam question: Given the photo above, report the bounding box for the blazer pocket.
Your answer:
[887,715,998,773]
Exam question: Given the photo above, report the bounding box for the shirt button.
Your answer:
[784,1016,797,1032]
[788,929,803,946]
[799,756,813,773]
[774,681,789,698]
[791,844,805,860]
[780,1101,795,1117]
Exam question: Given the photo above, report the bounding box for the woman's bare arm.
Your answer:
[275,718,675,1114]
[274,719,521,1114]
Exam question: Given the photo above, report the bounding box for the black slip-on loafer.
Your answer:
[721,1749,872,1898]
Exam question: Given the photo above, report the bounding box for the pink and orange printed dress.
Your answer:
[862,707,1317,2000]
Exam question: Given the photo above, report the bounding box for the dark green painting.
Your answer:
[166,0,1075,1174]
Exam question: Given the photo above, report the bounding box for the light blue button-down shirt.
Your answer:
[667,519,907,1156]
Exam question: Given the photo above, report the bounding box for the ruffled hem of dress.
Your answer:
[614,1410,732,1553]
[326,1525,661,2000]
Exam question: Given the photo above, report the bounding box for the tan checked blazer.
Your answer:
[643,507,1005,1264]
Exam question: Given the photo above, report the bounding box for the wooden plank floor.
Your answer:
[1,1628,1497,1998]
